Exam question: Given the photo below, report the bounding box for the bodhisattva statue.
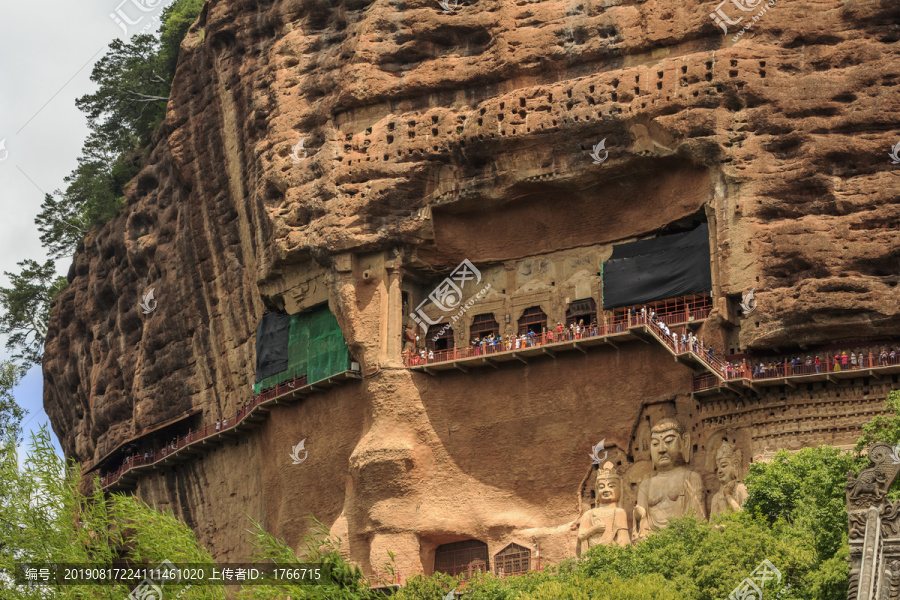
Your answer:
[710,441,748,516]
[633,418,706,540]
[571,461,631,555]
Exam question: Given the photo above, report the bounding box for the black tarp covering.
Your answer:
[256,312,292,383]
[602,223,712,309]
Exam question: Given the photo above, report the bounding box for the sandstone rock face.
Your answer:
[43,0,900,578]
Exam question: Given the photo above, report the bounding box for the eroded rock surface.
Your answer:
[44,0,900,577]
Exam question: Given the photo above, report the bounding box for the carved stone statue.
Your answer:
[633,418,706,539]
[846,442,900,600]
[710,441,748,516]
[573,461,630,555]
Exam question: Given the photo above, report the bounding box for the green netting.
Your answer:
[308,309,351,383]
[253,306,350,394]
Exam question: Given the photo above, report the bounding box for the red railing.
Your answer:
[692,349,900,391]
[403,305,713,367]
[612,293,713,327]
[692,372,720,392]
[100,375,311,489]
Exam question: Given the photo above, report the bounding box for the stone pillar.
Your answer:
[860,505,882,600]
[385,266,404,367]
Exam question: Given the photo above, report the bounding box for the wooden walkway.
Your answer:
[100,370,361,492]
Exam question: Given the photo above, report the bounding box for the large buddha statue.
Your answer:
[633,418,706,539]
[709,441,748,516]
[572,461,631,555]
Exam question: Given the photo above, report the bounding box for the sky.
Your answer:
[0,0,178,461]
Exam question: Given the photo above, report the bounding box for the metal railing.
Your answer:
[100,375,312,489]
[611,294,713,327]
[692,350,900,391]
[403,304,713,367]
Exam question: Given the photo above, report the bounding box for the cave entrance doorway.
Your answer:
[517,306,547,336]
[434,540,490,580]
[426,324,454,352]
[566,298,597,328]
[494,543,532,576]
[470,313,500,342]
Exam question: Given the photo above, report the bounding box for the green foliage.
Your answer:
[159,0,205,77]
[36,146,136,259]
[577,513,814,600]
[519,574,686,600]
[0,361,25,447]
[0,426,224,599]
[76,35,170,155]
[35,0,204,261]
[856,390,900,452]
[744,445,862,562]
[12,0,205,365]
[0,260,67,365]
[238,516,382,600]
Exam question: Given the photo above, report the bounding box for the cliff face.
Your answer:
[43,0,900,577]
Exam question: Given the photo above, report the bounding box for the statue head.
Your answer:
[595,461,622,505]
[715,441,742,485]
[650,418,691,472]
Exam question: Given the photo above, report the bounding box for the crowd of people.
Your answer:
[406,318,607,365]
[718,347,900,380]
[643,309,900,380]
[407,303,900,386]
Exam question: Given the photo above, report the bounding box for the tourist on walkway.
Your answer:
[850,352,857,369]
[428,350,434,362]
[216,420,221,432]
[841,352,849,369]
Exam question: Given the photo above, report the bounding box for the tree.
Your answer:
[0,260,67,366]
[0,361,24,448]
[159,0,206,77]
[33,0,204,260]
[855,390,900,453]
[743,445,862,563]
[36,138,137,259]
[0,426,225,599]
[76,34,170,155]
